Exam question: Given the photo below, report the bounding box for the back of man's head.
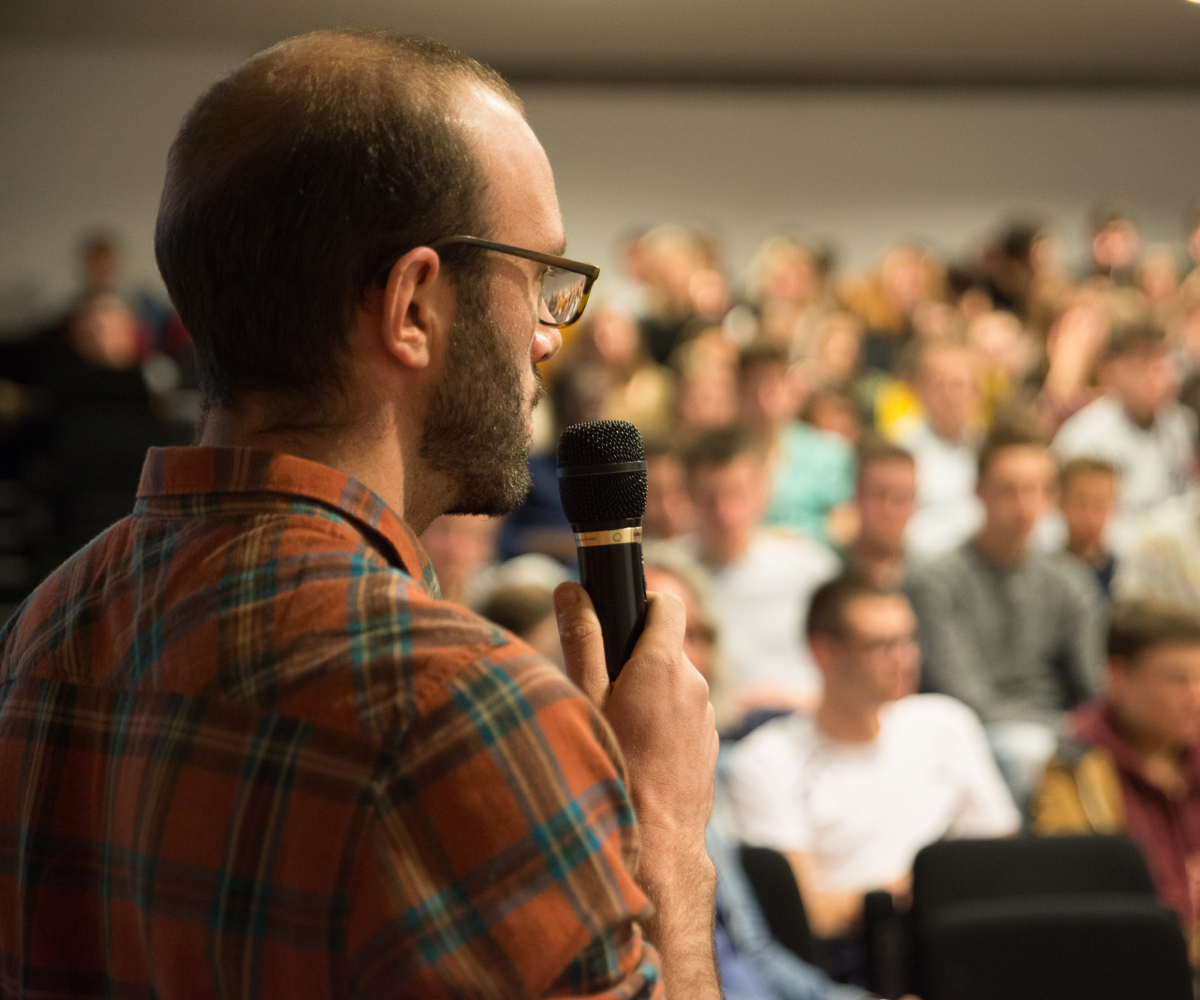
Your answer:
[155,30,521,417]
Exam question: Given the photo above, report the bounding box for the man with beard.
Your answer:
[0,31,719,1000]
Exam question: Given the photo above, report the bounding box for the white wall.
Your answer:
[3,43,1200,328]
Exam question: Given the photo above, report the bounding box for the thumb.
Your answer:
[554,582,609,708]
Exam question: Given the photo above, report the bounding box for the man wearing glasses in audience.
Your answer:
[0,31,719,999]
[730,574,1018,987]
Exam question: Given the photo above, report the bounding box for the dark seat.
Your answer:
[738,844,818,967]
[908,836,1190,1000]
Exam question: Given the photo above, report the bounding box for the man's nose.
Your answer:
[532,324,562,365]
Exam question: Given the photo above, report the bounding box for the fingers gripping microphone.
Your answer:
[557,420,648,682]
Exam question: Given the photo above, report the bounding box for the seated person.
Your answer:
[643,438,697,540]
[739,340,856,545]
[643,545,869,999]
[1034,599,1200,959]
[1058,457,1120,595]
[682,426,841,714]
[729,575,1019,957]
[898,339,985,561]
[1113,486,1200,611]
[904,423,1106,808]
[842,438,916,589]
[1053,321,1198,552]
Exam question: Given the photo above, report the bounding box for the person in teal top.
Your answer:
[765,419,857,542]
[738,341,856,543]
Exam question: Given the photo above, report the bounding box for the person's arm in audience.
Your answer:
[783,852,910,940]
[902,572,999,718]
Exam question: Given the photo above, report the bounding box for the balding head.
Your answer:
[155,30,522,417]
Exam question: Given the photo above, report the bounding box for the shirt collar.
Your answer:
[138,446,440,597]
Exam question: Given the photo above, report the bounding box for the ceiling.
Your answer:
[5,0,1200,86]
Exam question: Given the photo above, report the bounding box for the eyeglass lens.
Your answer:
[540,267,588,325]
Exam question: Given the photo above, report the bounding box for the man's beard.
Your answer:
[419,278,542,517]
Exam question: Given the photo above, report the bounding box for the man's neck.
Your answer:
[972,526,1029,568]
[1122,402,1157,432]
[198,404,448,534]
[700,531,752,570]
[851,536,906,587]
[815,692,882,745]
[1066,537,1108,568]
[926,417,966,447]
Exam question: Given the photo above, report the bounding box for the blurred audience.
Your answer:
[477,582,563,669]
[14,199,1200,983]
[730,575,1018,982]
[1113,484,1200,611]
[842,439,917,588]
[904,424,1105,808]
[897,339,985,560]
[738,341,856,545]
[1057,457,1120,596]
[1053,321,1198,551]
[1035,599,1200,960]
[1087,204,1142,288]
[643,438,697,540]
[681,426,840,714]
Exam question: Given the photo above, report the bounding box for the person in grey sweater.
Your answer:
[905,423,1106,809]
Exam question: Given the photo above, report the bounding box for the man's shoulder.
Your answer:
[730,711,814,770]
[887,693,984,739]
[1031,550,1102,603]
[1053,395,1122,450]
[751,530,840,577]
[904,543,976,590]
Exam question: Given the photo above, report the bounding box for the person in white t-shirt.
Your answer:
[1053,321,1198,553]
[728,573,1019,943]
[682,425,841,715]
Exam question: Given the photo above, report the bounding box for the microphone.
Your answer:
[556,420,648,683]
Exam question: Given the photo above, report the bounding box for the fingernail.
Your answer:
[554,583,579,616]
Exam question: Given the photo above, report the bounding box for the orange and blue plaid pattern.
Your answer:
[0,447,660,999]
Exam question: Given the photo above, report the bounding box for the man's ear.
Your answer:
[380,246,443,370]
[809,632,837,681]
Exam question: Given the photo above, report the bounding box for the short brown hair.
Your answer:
[1107,320,1167,359]
[683,424,765,475]
[857,435,914,482]
[156,30,520,414]
[1059,456,1118,492]
[1108,599,1200,663]
[806,572,898,638]
[737,340,789,380]
[977,420,1048,480]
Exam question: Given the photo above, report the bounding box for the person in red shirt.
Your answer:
[0,29,718,999]
[1035,599,1200,961]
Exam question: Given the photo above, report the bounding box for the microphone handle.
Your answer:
[572,520,647,682]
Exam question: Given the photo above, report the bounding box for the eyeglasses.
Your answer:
[376,235,600,328]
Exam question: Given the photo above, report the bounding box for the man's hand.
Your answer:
[555,582,720,999]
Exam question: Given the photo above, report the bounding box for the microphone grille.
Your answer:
[557,420,648,524]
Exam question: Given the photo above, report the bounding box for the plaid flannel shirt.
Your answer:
[0,446,660,999]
